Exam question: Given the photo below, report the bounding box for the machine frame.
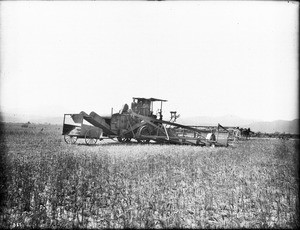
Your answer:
[62,97,230,146]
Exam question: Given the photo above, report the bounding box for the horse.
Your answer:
[233,127,252,140]
[240,128,252,140]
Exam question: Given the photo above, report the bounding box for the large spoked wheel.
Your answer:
[85,130,98,145]
[117,137,132,143]
[64,135,78,144]
[137,126,151,144]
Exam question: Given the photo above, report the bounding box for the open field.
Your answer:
[0,123,299,228]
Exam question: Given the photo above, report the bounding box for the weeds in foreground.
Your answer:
[0,125,299,228]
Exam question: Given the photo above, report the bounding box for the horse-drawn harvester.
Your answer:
[62,97,230,146]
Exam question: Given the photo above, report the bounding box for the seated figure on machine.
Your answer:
[119,104,129,114]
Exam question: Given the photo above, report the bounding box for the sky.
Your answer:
[0,1,298,122]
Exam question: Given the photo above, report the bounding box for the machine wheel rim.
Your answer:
[85,130,98,145]
[137,126,150,144]
[64,135,77,144]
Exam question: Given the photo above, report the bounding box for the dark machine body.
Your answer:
[62,97,229,146]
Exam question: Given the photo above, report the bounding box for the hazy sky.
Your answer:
[1,1,298,121]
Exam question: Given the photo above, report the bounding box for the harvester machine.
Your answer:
[62,97,229,146]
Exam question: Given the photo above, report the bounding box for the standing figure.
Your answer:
[206,129,216,147]
[234,127,241,141]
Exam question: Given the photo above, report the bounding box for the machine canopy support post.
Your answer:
[163,124,170,140]
[150,101,153,113]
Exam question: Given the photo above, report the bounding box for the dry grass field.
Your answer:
[0,123,299,228]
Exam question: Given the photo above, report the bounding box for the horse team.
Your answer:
[233,127,252,140]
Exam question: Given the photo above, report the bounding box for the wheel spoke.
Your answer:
[71,136,77,144]
[65,136,69,144]
[64,135,77,144]
[85,130,97,145]
[137,126,151,144]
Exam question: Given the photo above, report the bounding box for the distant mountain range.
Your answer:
[178,114,260,127]
[1,112,299,134]
[175,115,299,134]
[247,119,299,134]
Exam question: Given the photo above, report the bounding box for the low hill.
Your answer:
[178,115,260,127]
[178,115,299,134]
[248,119,299,134]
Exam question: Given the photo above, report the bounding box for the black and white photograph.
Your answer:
[0,0,299,228]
